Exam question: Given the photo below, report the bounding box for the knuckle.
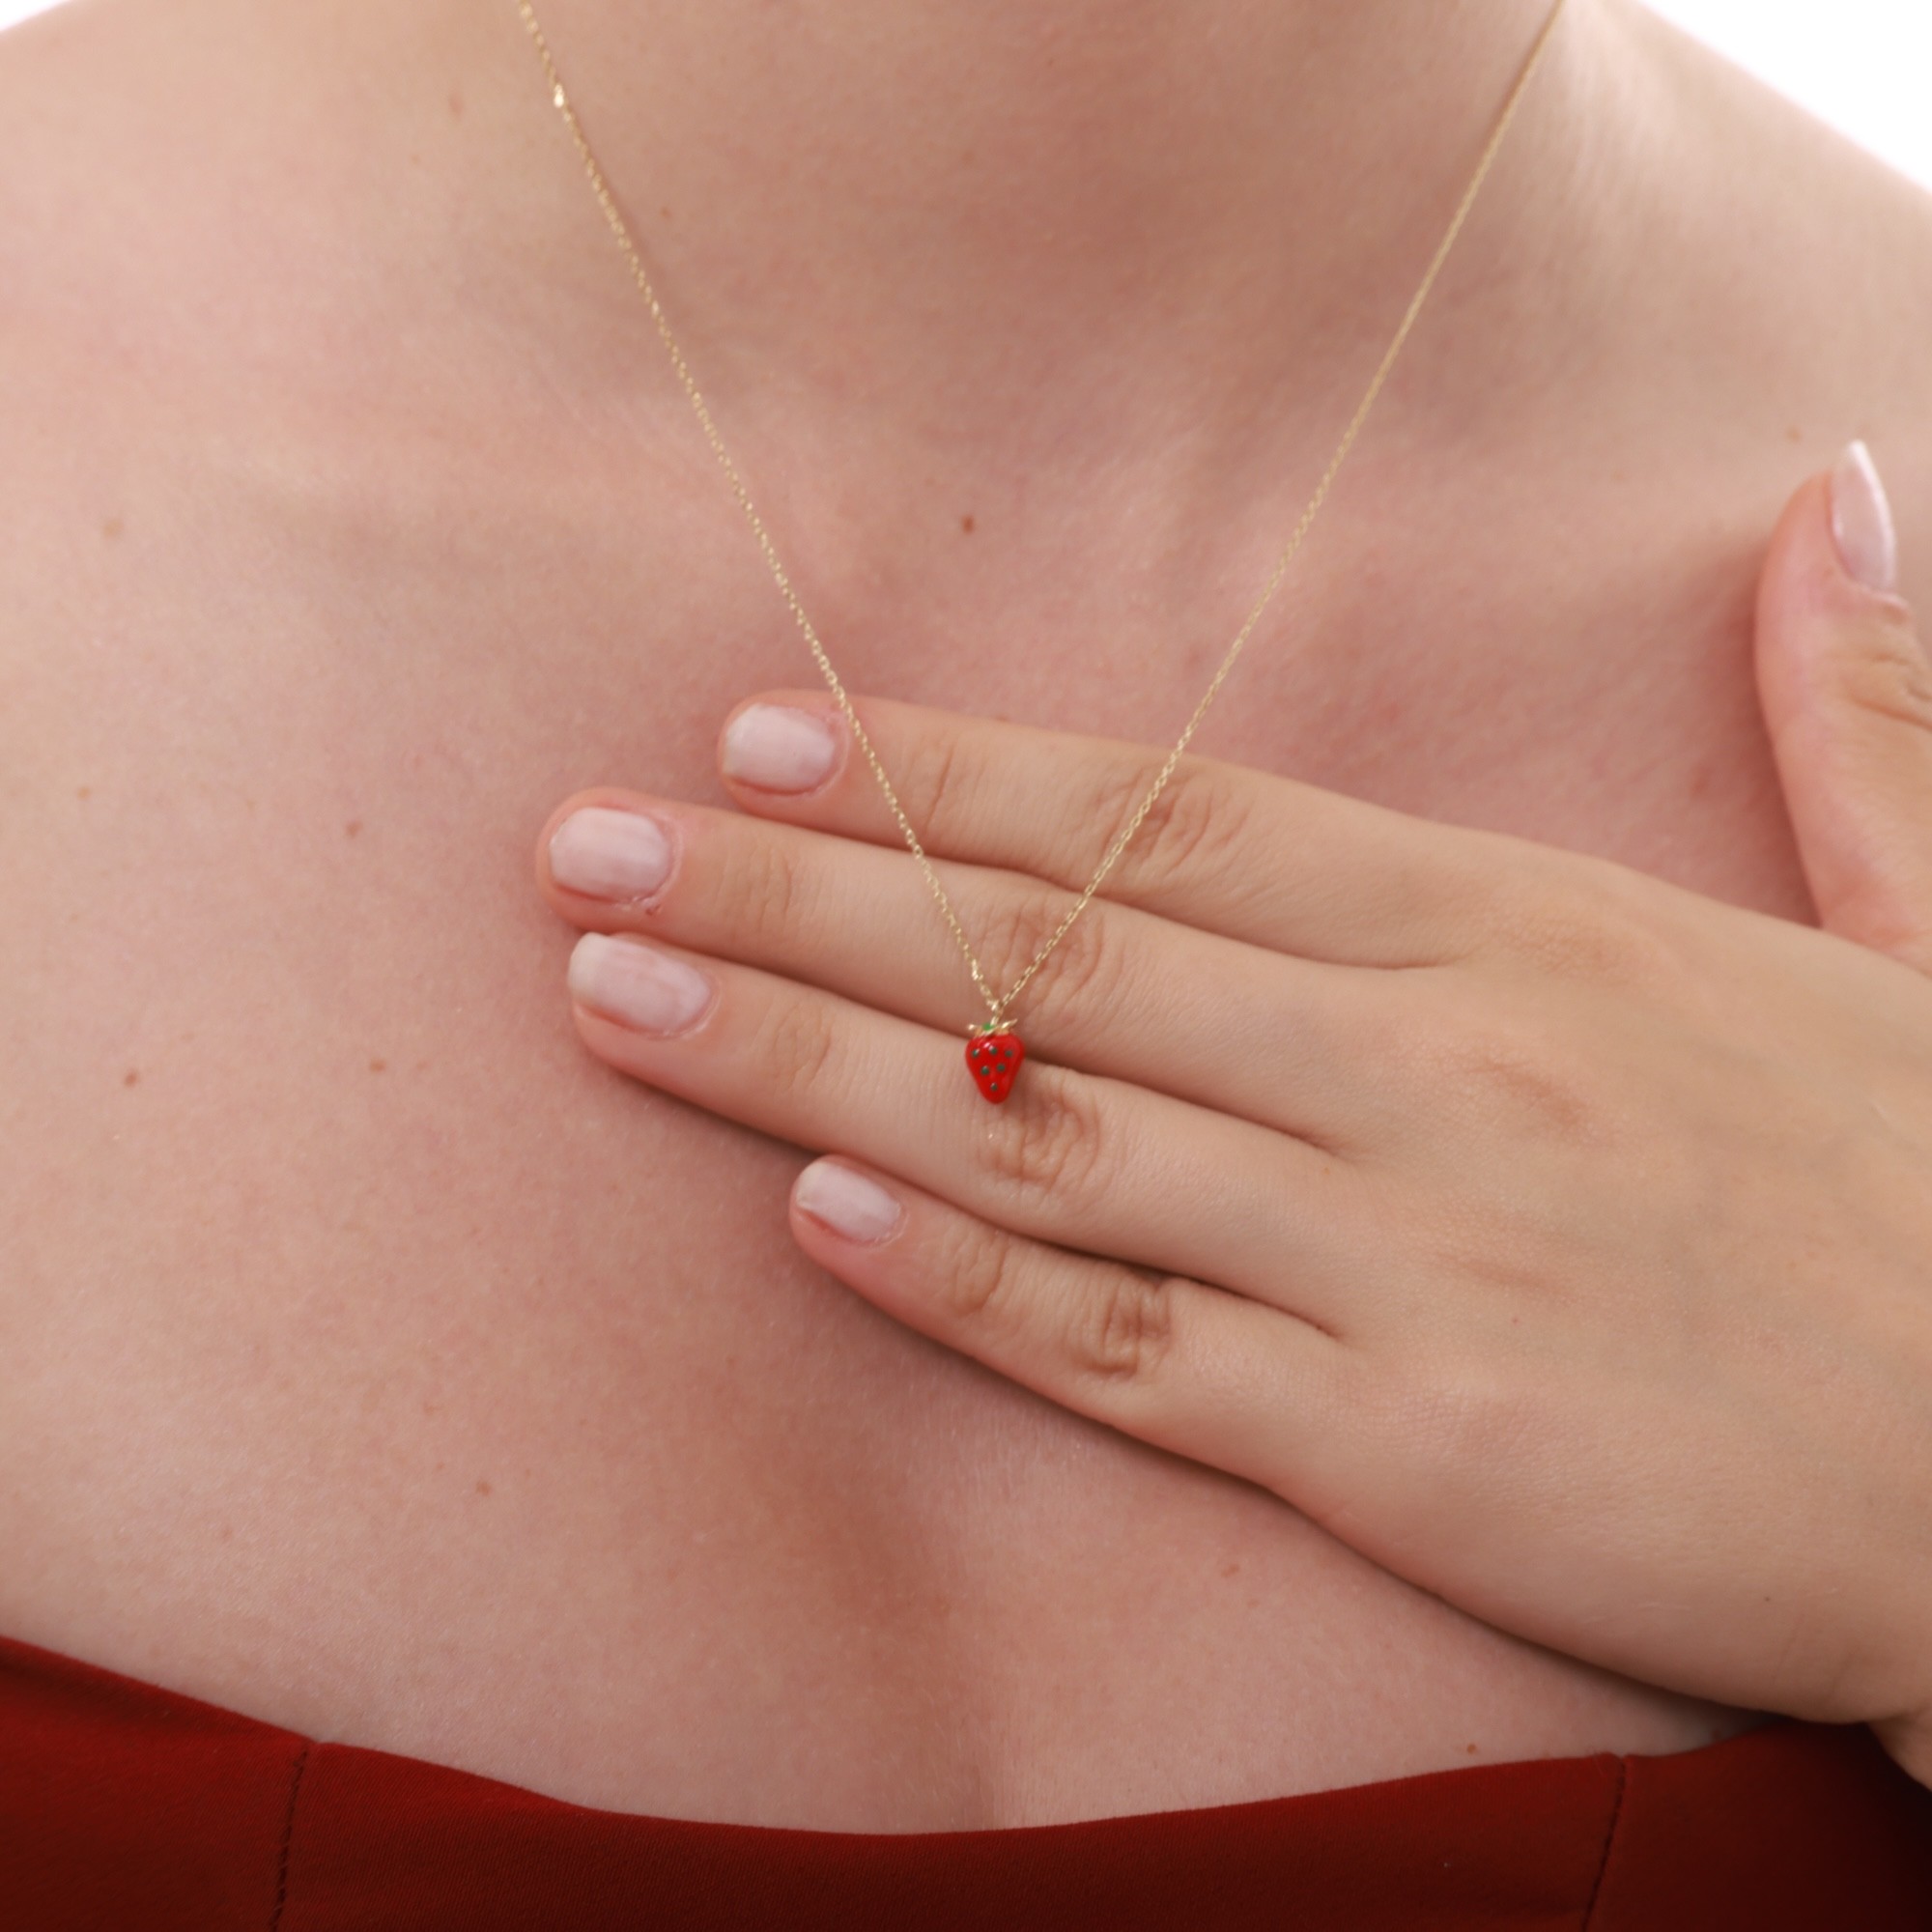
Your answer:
[928,1209,1025,1330]
[754,989,838,1105]
[923,1212,1174,1393]
[1427,1007,1608,1149]
[980,884,1131,1032]
[1836,619,1932,734]
[726,826,809,952]
[975,1072,1108,1211]
[1408,1174,1574,1304]
[1104,757,1252,901]
[898,726,976,848]
[1482,871,1682,994]
[1403,1361,1549,1481]
[1070,1270,1175,1386]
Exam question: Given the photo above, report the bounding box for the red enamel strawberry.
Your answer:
[965,1029,1025,1104]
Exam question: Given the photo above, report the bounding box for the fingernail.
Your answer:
[549,808,674,902]
[721,704,839,793]
[1830,440,1899,594]
[794,1158,904,1244]
[567,932,714,1036]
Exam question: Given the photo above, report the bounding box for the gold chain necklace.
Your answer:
[517,0,1568,1102]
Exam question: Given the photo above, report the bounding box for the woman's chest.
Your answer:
[0,419,1792,1826]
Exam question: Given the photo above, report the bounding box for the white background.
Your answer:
[1,0,1928,193]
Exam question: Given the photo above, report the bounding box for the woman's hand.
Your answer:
[535,444,1932,1780]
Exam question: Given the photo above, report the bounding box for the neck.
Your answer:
[462,0,1596,443]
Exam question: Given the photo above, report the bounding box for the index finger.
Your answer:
[716,690,1536,966]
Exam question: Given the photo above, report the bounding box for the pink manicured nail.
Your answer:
[794,1159,904,1244]
[721,704,840,793]
[568,933,714,1036]
[1830,440,1898,594]
[549,809,674,902]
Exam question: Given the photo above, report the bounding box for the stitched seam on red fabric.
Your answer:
[1578,1756,1629,1931]
[269,1742,311,1932]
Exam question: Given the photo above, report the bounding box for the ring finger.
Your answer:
[564,929,1377,1333]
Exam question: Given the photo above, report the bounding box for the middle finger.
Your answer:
[541,789,1410,1149]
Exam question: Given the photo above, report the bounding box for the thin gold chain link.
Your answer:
[515,0,1568,1035]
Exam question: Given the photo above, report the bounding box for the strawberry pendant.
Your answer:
[965,1028,1025,1104]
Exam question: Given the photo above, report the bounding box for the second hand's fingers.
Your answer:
[787,1154,1358,1503]
[540,788,1401,1148]
[714,690,1562,968]
[565,931,1378,1332]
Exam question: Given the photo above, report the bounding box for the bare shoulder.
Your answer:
[0,1,259,590]
[0,0,231,377]
[0,0,497,697]
[1600,0,1932,596]
[0,3,169,785]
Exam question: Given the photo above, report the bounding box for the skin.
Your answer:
[0,0,1929,1830]
[545,459,1932,1786]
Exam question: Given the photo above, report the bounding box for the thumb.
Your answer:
[1754,440,1932,973]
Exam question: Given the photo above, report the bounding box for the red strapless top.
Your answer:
[3,1635,1928,1930]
